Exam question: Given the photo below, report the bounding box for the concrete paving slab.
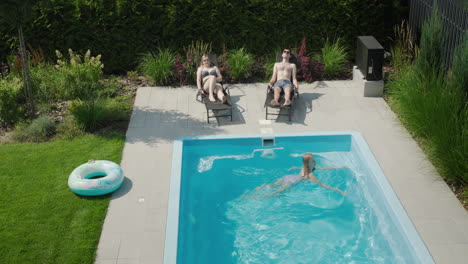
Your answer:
[429,243,468,264]
[95,259,117,264]
[96,82,468,264]
[116,258,140,264]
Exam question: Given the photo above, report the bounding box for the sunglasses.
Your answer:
[283,50,290,54]
[203,59,209,62]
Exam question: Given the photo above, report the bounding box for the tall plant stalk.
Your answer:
[18,25,34,115]
[0,0,37,116]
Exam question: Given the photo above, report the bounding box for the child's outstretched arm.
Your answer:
[288,166,302,171]
[308,172,347,195]
[313,179,347,196]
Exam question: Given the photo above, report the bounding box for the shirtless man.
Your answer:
[268,49,299,106]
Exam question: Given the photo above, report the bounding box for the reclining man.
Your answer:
[267,48,299,106]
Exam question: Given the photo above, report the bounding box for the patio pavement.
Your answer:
[95,81,468,264]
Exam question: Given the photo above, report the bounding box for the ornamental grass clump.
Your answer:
[139,49,176,85]
[316,38,349,78]
[390,20,419,71]
[227,48,254,82]
[416,6,445,77]
[69,99,108,132]
[386,7,468,186]
[69,98,132,132]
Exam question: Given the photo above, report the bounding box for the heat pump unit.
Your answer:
[356,36,384,81]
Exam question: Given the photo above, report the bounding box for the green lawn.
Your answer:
[0,133,125,264]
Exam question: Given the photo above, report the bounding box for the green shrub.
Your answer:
[97,76,123,98]
[315,38,349,78]
[69,98,132,132]
[0,75,24,127]
[105,98,132,121]
[126,70,139,83]
[139,49,176,85]
[30,64,55,102]
[11,115,56,142]
[227,48,254,81]
[31,49,103,101]
[56,116,85,140]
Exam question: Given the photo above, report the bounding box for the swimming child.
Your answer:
[248,153,347,197]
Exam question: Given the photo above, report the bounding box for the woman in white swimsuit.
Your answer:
[252,153,347,197]
[196,54,225,103]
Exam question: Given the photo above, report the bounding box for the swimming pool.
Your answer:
[165,132,435,264]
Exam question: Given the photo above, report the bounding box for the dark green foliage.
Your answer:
[0,0,37,115]
[0,75,24,126]
[0,0,406,73]
[0,0,35,29]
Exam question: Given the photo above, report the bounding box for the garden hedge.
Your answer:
[0,0,407,73]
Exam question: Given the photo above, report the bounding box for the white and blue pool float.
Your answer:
[68,160,124,196]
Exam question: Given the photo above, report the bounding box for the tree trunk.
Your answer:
[18,25,35,116]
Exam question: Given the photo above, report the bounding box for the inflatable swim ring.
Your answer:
[68,160,124,196]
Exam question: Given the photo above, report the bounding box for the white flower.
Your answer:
[85,49,91,60]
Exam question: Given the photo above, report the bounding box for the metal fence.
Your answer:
[409,0,468,69]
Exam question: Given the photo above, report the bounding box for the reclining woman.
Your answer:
[196,54,226,103]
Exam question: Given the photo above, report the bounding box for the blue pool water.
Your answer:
[165,133,434,264]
